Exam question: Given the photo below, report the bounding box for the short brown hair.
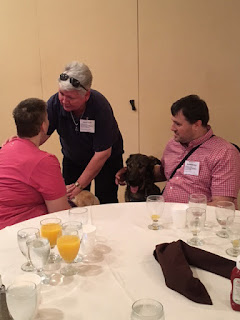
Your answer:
[13,98,47,138]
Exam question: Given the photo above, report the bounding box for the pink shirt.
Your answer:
[0,138,67,229]
[160,127,240,204]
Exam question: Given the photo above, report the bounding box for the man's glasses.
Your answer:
[59,73,87,91]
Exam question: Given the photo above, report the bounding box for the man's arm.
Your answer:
[67,147,112,199]
[45,195,71,213]
[208,196,235,207]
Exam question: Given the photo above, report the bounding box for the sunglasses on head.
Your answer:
[59,73,87,91]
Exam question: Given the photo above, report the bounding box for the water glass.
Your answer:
[27,237,51,284]
[17,228,40,272]
[226,216,240,257]
[147,195,165,230]
[131,299,165,320]
[215,201,235,238]
[68,207,88,224]
[80,224,97,262]
[186,207,206,246]
[6,280,37,320]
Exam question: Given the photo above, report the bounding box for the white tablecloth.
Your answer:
[0,202,239,320]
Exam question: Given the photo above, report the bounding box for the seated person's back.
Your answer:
[0,98,70,229]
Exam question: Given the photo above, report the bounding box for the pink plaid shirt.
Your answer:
[160,127,240,204]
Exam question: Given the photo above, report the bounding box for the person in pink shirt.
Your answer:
[116,95,240,206]
[0,98,70,229]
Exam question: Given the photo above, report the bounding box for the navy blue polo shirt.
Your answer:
[47,90,124,166]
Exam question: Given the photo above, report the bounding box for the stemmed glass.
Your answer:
[215,201,235,238]
[17,228,40,272]
[40,218,62,265]
[27,237,51,284]
[189,194,210,227]
[226,216,240,257]
[68,207,88,224]
[186,207,206,246]
[131,298,165,320]
[147,195,165,230]
[57,229,81,276]
[62,221,83,262]
[6,280,37,320]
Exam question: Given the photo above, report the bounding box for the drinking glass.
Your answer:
[40,218,62,264]
[27,237,51,284]
[215,201,235,238]
[131,299,165,320]
[146,195,165,230]
[226,216,240,257]
[189,194,207,209]
[6,280,37,320]
[186,207,206,246]
[17,228,40,272]
[80,224,97,262]
[62,221,83,262]
[57,229,81,276]
[68,207,88,224]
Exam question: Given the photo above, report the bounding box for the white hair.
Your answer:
[58,61,93,94]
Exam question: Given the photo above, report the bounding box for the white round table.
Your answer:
[0,202,239,320]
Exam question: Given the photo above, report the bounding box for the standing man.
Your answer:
[43,61,124,204]
[116,95,240,206]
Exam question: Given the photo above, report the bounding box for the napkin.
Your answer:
[153,240,235,305]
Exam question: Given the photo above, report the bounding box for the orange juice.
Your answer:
[57,235,80,263]
[41,223,62,248]
[151,214,160,221]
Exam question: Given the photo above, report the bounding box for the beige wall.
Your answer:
[0,0,239,203]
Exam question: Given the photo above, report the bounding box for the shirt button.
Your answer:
[170,186,173,190]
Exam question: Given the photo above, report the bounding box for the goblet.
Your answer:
[186,207,206,246]
[57,229,81,276]
[215,201,235,238]
[131,298,165,320]
[6,280,37,320]
[27,237,51,284]
[146,195,165,230]
[226,216,240,257]
[68,207,88,224]
[17,228,40,272]
[40,217,62,265]
[62,221,83,262]
[189,193,207,209]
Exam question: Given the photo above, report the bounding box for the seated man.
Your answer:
[0,98,70,229]
[116,95,240,206]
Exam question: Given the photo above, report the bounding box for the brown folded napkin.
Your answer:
[153,240,235,305]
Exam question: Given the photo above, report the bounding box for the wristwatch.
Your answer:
[74,181,83,191]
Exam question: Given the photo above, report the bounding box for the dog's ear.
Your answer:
[126,154,134,165]
[148,156,161,166]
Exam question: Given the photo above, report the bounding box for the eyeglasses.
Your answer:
[59,73,88,91]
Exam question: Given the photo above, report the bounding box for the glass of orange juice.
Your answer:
[40,218,62,265]
[147,195,165,230]
[57,229,81,276]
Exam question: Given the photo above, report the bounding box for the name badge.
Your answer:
[184,160,200,176]
[80,119,95,133]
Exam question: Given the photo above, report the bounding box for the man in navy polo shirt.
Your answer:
[41,61,124,204]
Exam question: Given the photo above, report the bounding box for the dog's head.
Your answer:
[125,154,160,194]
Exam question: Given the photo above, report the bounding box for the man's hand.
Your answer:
[115,167,127,185]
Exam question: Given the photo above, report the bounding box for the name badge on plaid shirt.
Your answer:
[184,160,200,176]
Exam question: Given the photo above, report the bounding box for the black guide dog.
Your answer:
[125,153,161,202]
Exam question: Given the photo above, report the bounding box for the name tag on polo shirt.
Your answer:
[184,160,200,176]
[80,119,95,133]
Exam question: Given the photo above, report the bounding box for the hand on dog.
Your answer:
[66,183,81,200]
[115,167,127,185]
